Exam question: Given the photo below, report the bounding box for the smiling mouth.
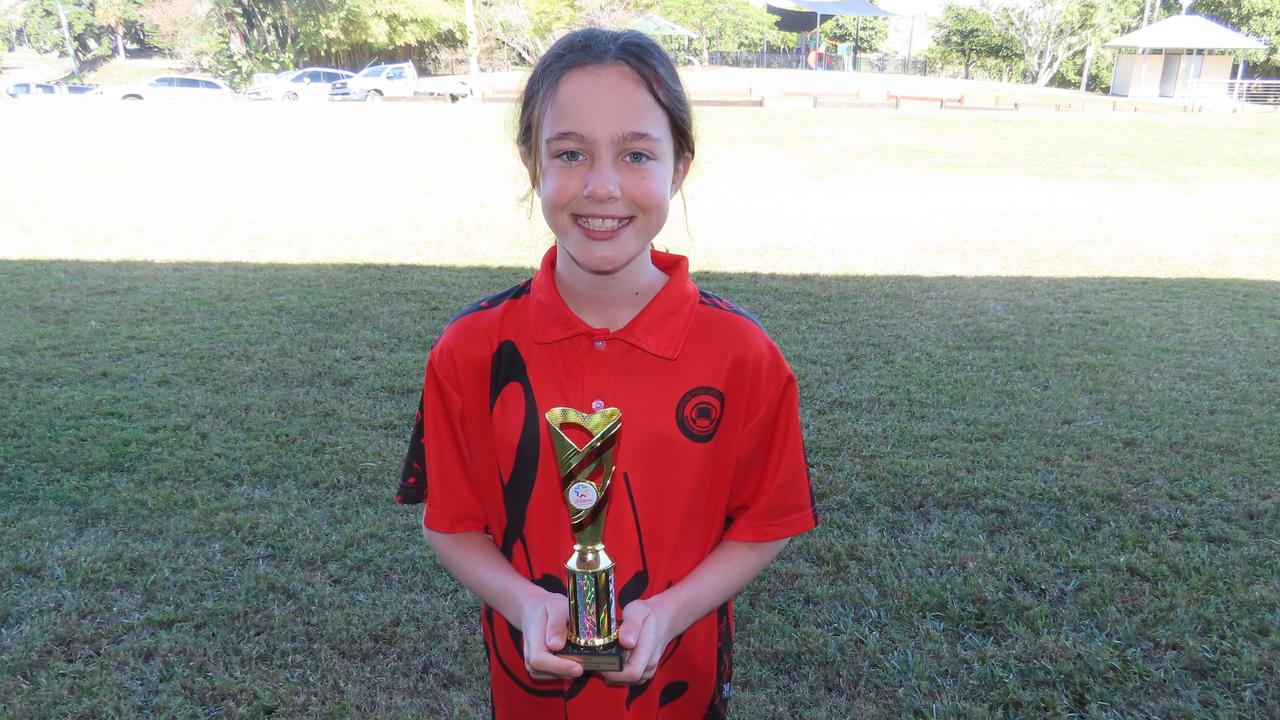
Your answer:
[575,215,632,231]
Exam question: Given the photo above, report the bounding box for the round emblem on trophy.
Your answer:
[568,481,599,510]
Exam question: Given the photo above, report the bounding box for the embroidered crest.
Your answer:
[676,386,724,443]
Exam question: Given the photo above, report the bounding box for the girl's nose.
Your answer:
[582,162,621,202]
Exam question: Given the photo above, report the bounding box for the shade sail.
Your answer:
[1104,14,1266,50]
[768,5,839,32]
[768,0,893,32]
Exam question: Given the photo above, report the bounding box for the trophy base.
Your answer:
[558,642,623,672]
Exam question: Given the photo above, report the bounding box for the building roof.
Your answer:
[1104,14,1267,51]
[631,13,697,39]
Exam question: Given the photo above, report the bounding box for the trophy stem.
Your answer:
[565,546,618,648]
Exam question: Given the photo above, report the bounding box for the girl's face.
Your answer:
[532,63,689,279]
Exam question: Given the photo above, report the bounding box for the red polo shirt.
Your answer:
[399,247,817,719]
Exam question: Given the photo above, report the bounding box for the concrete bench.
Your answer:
[941,104,1016,112]
[1013,101,1077,111]
[481,92,520,104]
[784,90,860,100]
[690,96,765,107]
[886,94,964,109]
[1112,101,1190,113]
[384,94,451,103]
[813,97,895,109]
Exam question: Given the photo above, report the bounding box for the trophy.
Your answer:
[545,406,624,672]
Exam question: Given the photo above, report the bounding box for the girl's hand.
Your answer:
[519,591,584,682]
[600,598,670,686]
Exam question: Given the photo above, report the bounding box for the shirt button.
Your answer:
[591,399,605,412]
[592,339,607,351]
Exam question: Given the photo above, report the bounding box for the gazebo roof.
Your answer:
[1104,14,1267,51]
[631,13,697,39]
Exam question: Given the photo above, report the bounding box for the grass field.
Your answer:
[2,85,1278,717]
[2,99,1278,278]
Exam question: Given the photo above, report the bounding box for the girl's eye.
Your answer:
[625,151,651,164]
[558,150,583,163]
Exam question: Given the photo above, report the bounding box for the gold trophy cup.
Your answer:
[545,406,624,672]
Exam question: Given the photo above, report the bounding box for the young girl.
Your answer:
[398,28,817,719]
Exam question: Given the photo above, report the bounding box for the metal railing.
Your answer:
[706,51,934,76]
[1189,79,1280,111]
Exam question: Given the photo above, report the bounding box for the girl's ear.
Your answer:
[669,153,692,198]
[520,148,540,197]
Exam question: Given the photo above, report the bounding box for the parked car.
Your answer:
[328,62,417,102]
[244,67,354,101]
[112,76,238,101]
[4,82,99,99]
[415,76,472,103]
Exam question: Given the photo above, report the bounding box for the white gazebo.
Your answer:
[1105,14,1267,98]
[631,13,697,41]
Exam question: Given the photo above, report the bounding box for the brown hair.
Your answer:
[517,28,695,192]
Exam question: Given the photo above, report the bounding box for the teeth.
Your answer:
[577,216,630,231]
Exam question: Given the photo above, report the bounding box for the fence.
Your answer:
[1188,79,1280,111]
[704,50,1014,81]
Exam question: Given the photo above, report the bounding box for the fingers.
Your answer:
[601,604,659,686]
[526,651,584,682]
[523,601,582,682]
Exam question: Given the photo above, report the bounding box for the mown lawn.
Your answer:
[2,102,1279,280]
[2,261,1276,718]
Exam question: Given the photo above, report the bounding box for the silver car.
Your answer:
[113,76,237,101]
[329,63,418,102]
[4,82,98,99]
[245,67,354,101]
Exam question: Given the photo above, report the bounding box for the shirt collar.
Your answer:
[531,245,699,360]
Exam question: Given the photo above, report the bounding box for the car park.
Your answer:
[111,76,238,101]
[328,62,417,102]
[244,67,354,101]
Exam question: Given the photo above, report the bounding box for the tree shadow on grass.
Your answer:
[2,260,1277,719]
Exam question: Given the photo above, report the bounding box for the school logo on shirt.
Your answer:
[676,386,724,443]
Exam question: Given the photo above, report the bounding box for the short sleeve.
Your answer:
[395,391,427,505]
[723,370,818,542]
[418,349,489,533]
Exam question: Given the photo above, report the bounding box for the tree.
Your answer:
[658,0,774,64]
[930,4,1019,79]
[21,0,104,58]
[1069,0,1140,92]
[4,2,24,54]
[1052,35,1116,91]
[137,0,222,66]
[475,0,573,66]
[475,0,649,67]
[823,13,888,55]
[94,0,135,59]
[195,0,464,87]
[992,0,1116,86]
[575,0,650,29]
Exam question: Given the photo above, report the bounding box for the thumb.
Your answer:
[547,627,565,650]
[546,605,567,650]
[619,604,649,649]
